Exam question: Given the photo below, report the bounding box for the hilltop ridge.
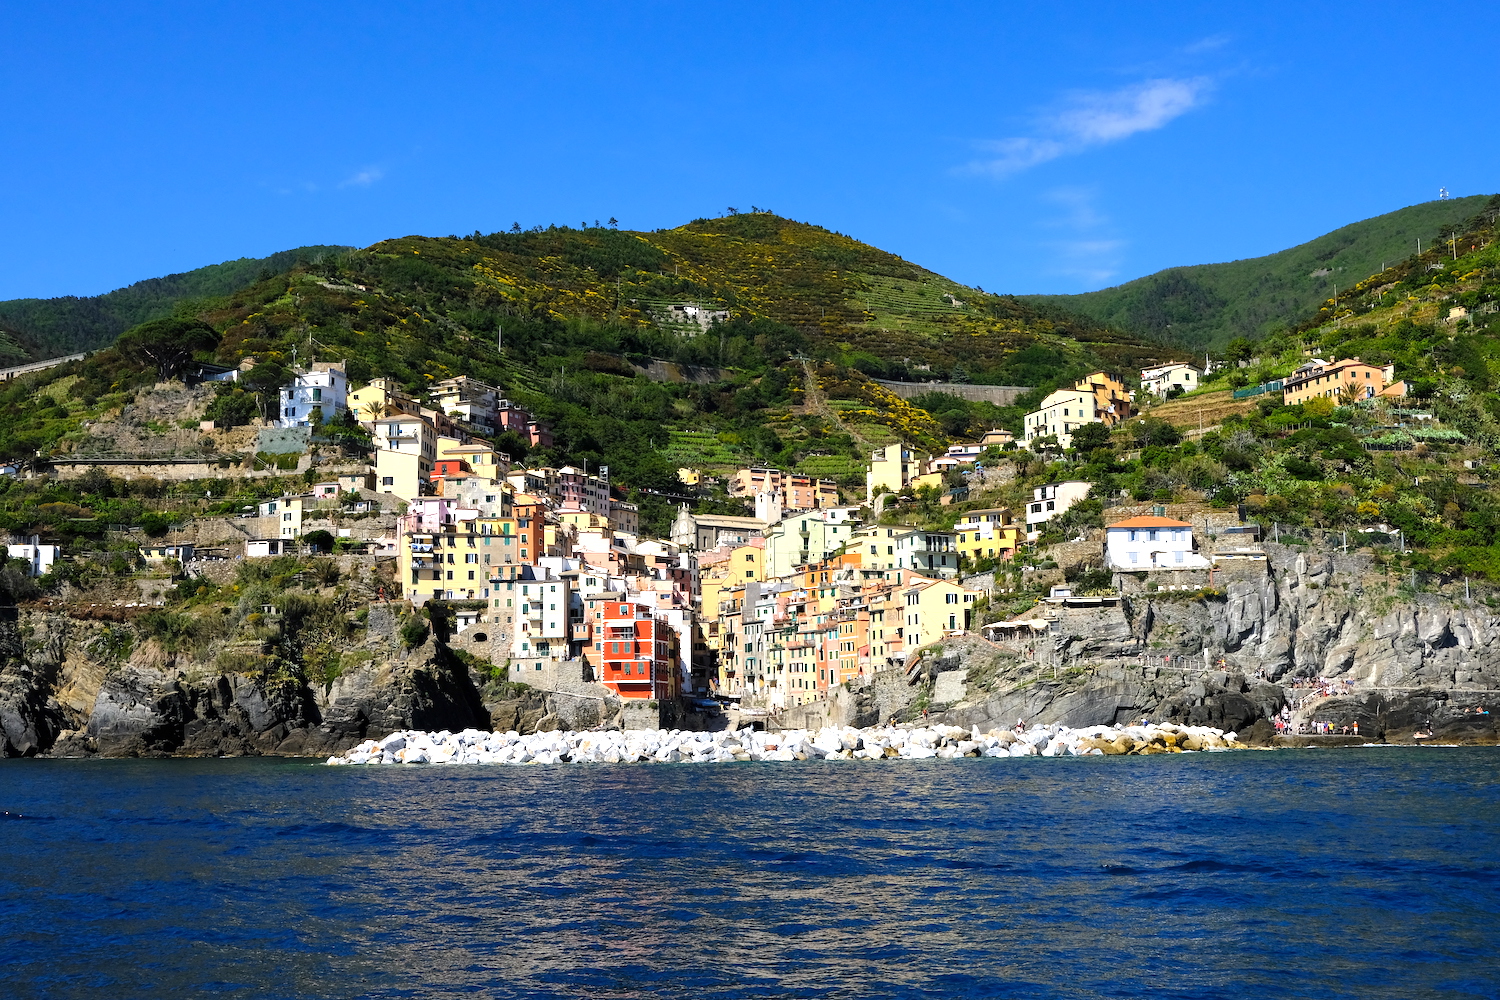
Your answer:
[0,245,354,359]
[1026,195,1497,350]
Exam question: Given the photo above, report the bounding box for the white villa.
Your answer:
[1105,516,1212,570]
[1025,481,1092,537]
[277,363,348,428]
[1140,363,1200,398]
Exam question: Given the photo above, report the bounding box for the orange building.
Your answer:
[595,599,677,701]
[509,495,547,564]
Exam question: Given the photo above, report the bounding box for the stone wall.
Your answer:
[873,380,1033,406]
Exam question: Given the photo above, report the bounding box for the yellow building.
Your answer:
[1023,370,1134,449]
[954,507,1020,563]
[1074,370,1133,423]
[349,377,416,421]
[375,449,427,501]
[866,443,926,502]
[699,543,764,620]
[436,437,511,481]
[901,579,983,649]
[910,471,945,492]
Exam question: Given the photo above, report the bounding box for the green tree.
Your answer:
[302,529,335,553]
[115,318,219,381]
[1068,421,1111,453]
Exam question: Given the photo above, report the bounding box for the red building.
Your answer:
[594,600,677,701]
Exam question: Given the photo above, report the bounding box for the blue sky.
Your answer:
[2,2,1496,301]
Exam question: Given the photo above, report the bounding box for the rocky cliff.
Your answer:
[786,545,1500,745]
[0,600,654,758]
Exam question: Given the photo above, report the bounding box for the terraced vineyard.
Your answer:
[658,430,744,472]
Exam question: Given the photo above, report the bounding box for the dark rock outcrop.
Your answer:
[76,638,491,758]
[0,617,66,757]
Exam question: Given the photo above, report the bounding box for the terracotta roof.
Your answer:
[1108,515,1192,529]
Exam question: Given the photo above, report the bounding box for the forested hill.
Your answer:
[1024,195,1497,352]
[0,245,352,359]
[0,214,1186,532]
[362,213,1183,384]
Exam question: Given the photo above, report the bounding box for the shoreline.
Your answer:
[327,722,1249,766]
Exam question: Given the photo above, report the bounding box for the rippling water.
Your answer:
[2,749,1497,999]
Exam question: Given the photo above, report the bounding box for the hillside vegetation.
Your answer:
[0,245,353,359]
[0,214,1182,532]
[1026,195,1495,352]
[856,197,1500,589]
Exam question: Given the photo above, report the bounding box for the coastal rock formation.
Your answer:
[0,614,68,756]
[6,543,1499,755]
[876,544,1500,745]
[48,633,493,758]
[8,606,626,758]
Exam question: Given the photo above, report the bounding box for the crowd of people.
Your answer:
[1274,715,1360,736]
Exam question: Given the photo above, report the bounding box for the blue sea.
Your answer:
[2,748,1497,999]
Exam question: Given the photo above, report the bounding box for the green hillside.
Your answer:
[0,327,41,368]
[0,214,1186,531]
[0,245,353,358]
[1026,195,1497,351]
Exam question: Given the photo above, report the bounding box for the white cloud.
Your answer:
[963,77,1210,178]
[1183,34,1231,54]
[1047,238,1127,285]
[339,166,384,188]
[1038,187,1126,286]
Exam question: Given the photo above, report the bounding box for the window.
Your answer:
[1128,552,1138,564]
[1175,550,1184,564]
[382,476,394,487]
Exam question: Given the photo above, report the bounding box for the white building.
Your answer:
[894,529,959,579]
[431,376,500,435]
[1105,516,1212,570]
[1025,481,1092,536]
[7,537,60,576]
[246,539,290,558]
[509,570,573,661]
[277,363,348,428]
[1140,363,1201,399]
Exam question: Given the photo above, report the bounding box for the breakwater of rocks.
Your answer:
[325,722,1245,765]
